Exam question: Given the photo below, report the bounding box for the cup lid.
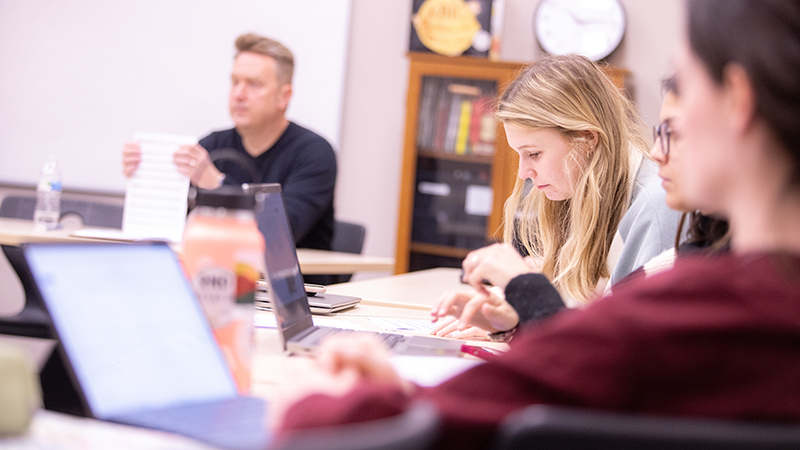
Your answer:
[194,185,256,210]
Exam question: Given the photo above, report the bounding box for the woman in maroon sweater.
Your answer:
[271,1,800,449]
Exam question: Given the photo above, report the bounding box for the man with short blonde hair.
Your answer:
[235,33,294,85]
[123,33,336,259]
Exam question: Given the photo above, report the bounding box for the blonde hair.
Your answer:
[235,33,294,85]
[496,55,649,302]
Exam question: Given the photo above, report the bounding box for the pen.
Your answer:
[459,269,492,286]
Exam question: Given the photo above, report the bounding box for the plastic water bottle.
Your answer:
[33,155,62,231]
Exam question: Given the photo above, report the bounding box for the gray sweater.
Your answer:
[610,158,682,285]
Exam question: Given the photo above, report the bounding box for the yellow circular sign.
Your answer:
[413,0,481,57]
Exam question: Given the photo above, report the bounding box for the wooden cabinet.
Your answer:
[394,53,627,274]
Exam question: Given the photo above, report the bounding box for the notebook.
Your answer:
[256,184,462,357]
[22,242,270,450]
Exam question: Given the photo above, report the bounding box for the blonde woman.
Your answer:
[432,55,680,338]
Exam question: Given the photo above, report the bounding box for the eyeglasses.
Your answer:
[653,121,672,157]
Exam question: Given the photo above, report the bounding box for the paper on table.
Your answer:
[390,355,483,387]
[253,313,364,331]
[121,132,195,243]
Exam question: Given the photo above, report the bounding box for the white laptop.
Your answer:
[22,242,270,450]
[256,184,463,357]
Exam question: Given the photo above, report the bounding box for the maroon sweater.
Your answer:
[280,252,800,449]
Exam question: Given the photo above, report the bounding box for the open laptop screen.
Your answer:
[24,243,237,419]
[255,185,315,343]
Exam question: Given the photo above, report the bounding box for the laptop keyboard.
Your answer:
[366,317,436,333]
[307,327,408,349]
[116,396,267,443]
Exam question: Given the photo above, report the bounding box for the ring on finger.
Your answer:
[189,159,196,167]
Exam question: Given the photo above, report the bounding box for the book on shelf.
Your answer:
[454,99,472,155]
[444,90,463,153]
[409,0,504,59]
[416,77,497,156]
[470,95,497,155]
[416,77,440,150]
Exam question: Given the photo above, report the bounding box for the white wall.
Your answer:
[336,0,685,262]
[0,0,350,193]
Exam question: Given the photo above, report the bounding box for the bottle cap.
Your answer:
[194,186,256,210]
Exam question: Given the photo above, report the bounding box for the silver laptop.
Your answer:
[255,280,361,315]
[257,184,462,357]
[247,182,363,315]
[22,242,270,450]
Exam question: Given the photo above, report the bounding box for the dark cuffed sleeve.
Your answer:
[504,273,566,325]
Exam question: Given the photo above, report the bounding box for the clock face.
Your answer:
[535,0,626,61]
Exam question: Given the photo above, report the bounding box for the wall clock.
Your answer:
[534,0,626,61]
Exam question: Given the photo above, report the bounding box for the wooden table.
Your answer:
[0,217,394,275]
[326,267,469,309]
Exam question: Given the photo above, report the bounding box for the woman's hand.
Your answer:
[430,316,490,340]
[461,243,536,293]
[269,335,411,431]
[431,288,519,335]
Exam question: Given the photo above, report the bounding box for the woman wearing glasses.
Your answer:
[618,77,731,285]
[431,55,681,338]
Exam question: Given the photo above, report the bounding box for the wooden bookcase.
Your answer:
[394,52,628,274]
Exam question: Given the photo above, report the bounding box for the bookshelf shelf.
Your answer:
[418,150,494,165]
[394,53,629,274]
[410,242,471,259]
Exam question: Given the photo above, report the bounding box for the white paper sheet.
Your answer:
[390,355,483,387]
[121,132,195,243]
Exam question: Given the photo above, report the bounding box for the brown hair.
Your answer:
[688,0,800,186]
[235,33,294,85]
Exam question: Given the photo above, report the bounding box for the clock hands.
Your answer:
[565,9,616,26]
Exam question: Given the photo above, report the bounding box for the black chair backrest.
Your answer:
[0,195,123,228]
[332,220,366,255]
[326,220,367,284]
[493,405,800,450]
[273,401,440,450]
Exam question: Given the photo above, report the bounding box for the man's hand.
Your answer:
[122,142,142,178]
[173,144,224,189]
[123,142,224,189]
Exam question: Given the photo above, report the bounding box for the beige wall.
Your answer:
[335,0,686,262]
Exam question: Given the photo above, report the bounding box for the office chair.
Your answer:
[492,404,800,450]
[328,220,367,284]
[272,401,441,450]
